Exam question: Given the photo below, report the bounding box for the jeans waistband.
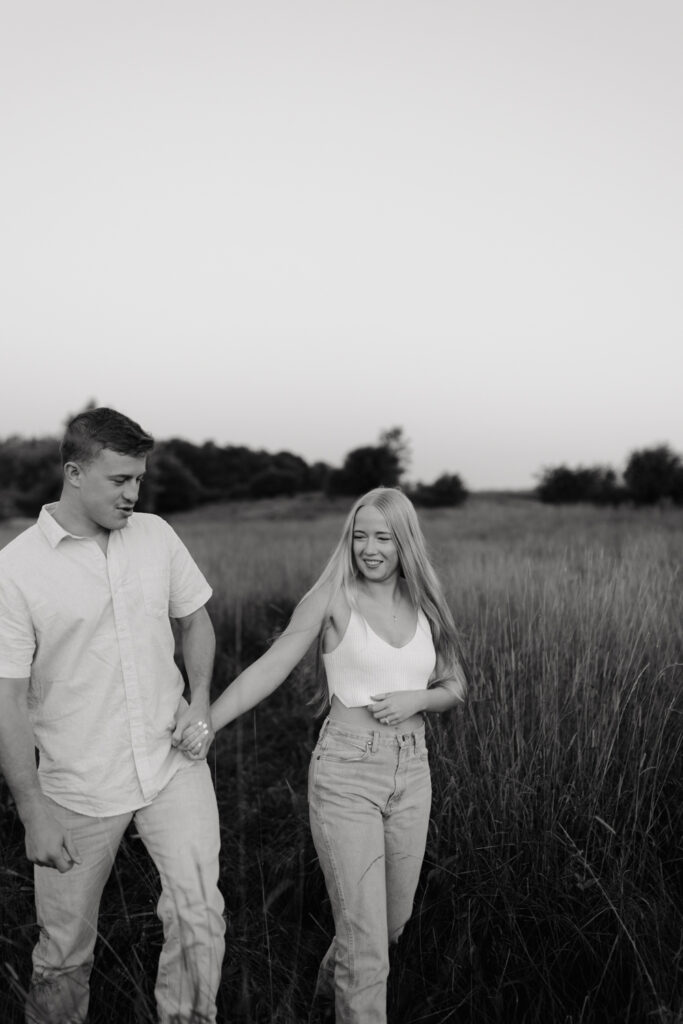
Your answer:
[319,716,426,752]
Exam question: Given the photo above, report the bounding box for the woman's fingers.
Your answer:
[182,719,210,743]
[179,729,204,750]
[181,731,210,759]
[370,702,400,724]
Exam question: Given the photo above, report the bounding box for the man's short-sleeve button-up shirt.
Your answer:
[0,505,212,816]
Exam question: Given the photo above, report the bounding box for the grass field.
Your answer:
[1,496,681,1023]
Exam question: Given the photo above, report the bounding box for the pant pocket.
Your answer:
[316,733,371,764]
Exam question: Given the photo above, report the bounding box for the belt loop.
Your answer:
[371,731,379,753]
[320,717,330,740]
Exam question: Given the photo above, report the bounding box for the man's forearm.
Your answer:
[180,608,216,703]
[0,684,79,872]
[0,687,45,823]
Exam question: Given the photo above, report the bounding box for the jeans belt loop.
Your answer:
[320,717,330,740]
[371,731,379,754]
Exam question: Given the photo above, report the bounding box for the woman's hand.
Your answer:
[368,691,426,726]
[177,718,213,760]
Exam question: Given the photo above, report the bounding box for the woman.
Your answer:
[181,487,468,1024]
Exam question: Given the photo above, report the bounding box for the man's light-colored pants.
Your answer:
[308,718,432,1024]
[25,760,225,1024]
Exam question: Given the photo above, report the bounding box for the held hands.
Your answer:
[171,700,214,761]
[368,691,425,727]
[176,717,214,759]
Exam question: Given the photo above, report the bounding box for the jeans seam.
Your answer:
[311,798,357,989]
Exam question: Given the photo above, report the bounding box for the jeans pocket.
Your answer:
[317,734,371,764]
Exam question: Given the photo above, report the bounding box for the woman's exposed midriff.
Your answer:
[328,695,424,734]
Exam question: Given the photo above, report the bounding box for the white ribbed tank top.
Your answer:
[323,606,437,708]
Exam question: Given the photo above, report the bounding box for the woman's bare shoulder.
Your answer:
[290,580,340,623]
[293,580,355,637]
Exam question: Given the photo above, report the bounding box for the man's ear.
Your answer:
[63,461,82,488]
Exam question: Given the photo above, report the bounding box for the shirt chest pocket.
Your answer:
[138,567,170,618]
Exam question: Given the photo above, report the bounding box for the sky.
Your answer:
[2,1,681,490]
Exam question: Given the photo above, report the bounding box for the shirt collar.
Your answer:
[38,504,72,548]
[37,503,130,548]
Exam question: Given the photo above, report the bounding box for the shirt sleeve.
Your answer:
[164,525,213,619]
[0,573,36,678]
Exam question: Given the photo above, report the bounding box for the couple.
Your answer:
[0,407,468,1024]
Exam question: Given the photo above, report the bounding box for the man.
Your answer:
[0,407,223,1024]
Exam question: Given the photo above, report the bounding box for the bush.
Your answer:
[248,468,300,499]
[147,449,204,513]
[412,473,468,507]
[326,445,402,496]
[623,445,683,505]
[0,437,62,518]
[537,465,626,505]
[325,428,410,497]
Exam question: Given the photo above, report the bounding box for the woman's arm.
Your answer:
[369,654,467,726]
[434,654,468,704]
[180,585,331,747]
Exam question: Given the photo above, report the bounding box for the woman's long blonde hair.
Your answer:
[305,487,470,711]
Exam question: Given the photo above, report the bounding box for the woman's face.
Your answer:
[352,505,400,583]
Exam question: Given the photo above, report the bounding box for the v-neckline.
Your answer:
[359,608,419,650]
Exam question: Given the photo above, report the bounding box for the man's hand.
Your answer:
[23,804,81,873]
[171,700,214,760]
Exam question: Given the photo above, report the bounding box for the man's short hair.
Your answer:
[61,408,155,466]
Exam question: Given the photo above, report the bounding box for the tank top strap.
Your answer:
[346,604,365,636]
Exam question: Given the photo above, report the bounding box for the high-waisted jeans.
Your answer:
[308,717,432,1024]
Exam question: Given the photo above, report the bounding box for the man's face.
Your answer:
[72,448,147,532]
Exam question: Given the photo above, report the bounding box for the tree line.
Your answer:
[0,425,468,519]
[536,444,683,506]
[2,418,680,519]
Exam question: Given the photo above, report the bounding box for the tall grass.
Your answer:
[1,497,681,1022]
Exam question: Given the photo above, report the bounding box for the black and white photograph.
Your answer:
[1,3,681,1022]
